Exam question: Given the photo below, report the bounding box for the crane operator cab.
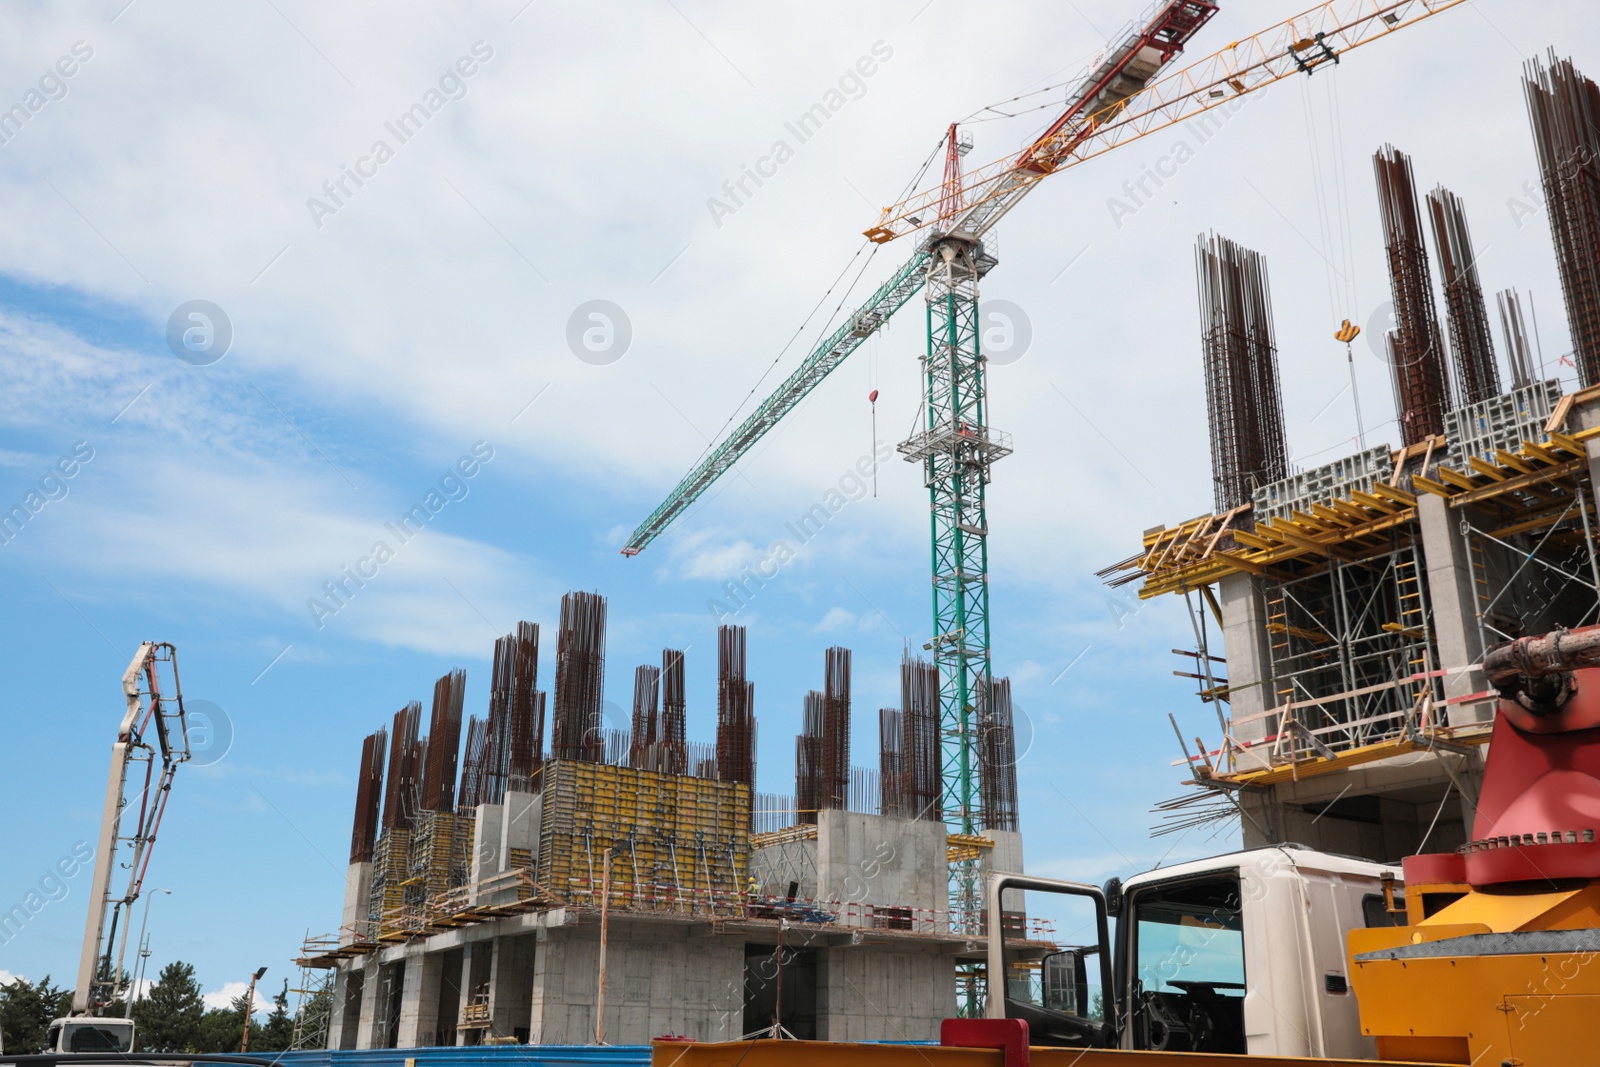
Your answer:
[986,846,1404,1059]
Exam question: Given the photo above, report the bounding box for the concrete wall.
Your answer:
[470,803,503,903]
[528,923,743,1044]
[814,810,949,925]
[818,945,955,1042]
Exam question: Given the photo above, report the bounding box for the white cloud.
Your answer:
[0,969,21,986]
[810,606,855,633]
[201,981,248,1012]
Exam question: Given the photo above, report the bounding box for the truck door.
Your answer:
[1122,870,1247,1054]
[984,874,1114,1048]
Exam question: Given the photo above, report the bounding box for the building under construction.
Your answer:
[301,595,1029,1047]
[1103,53,1600,860]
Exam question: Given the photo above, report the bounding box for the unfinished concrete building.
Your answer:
[1103,109,1600,861]
[300,608,1033,1047]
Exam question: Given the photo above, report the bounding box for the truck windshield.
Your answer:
[64,1022,135,1052]
[1128,873,1247,1054]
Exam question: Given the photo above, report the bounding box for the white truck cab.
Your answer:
[989,844,1404,1058]
[44,1016,136,1054]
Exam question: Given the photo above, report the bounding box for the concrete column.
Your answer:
[489,934,535,1041]
[395,950,443,1047]
[1417,493,1490,725]
[353,959,385,1049]
[470,804,503,904]
[340,861,372,945]
[500,791,539,872]
[327,966,359,1050]
[1219,572,1274,742]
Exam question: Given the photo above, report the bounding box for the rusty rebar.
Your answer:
[977,677,1019,832]
[1375,145,1451,444]
[421,669,465,813]
[1526,52,1600,386]
[660,648,688,775]
[716,625,757,788]
[822,647,851,812]
[381,702,422,832]
[1427,185,1500,405]
[901,653,942,822]
[1196,232,1288,510]
[350,726,387,863]
[553,591,607,762]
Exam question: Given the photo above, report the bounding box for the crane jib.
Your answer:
[622,249,931,555]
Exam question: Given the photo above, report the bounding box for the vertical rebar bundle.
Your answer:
[456,716,486,810]
[1195,232,1288,511]
[1525,52,1600,386]
[715,625,757,788]
[900,653,942,822]
[822,647,852,812]
[661,649,688,775]
[1375,145,1451,444]
[350,727,387,863]
[976,677,1019,832]
[795,690,825,824]
[381,702,422,832]
[420,670,466,813]
[1427,186,1501,404]
[879,708,907,819]
[629,663,661,769]
[1497,289,1539,388]
[508,622,542,789]
[552,591,607,763]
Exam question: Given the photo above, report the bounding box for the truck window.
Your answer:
[1128,873,1246,1054]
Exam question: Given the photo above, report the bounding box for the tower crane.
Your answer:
[622,0,1467,929]
[52,642,191,1054]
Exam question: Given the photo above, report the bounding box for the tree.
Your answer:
[257,979,293,1052]
[132,962,202,1052]
[0,975,71,1053]
[195,994,261,1053]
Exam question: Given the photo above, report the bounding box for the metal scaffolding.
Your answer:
[1257,534,1439,756]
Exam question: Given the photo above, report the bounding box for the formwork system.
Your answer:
[1196,232,1288,512]
[1427,185,1500,406]
[537,760,750,914]
[1525,51,1600,387]
[1103,411,1600,791]
[1376,145,1452,443]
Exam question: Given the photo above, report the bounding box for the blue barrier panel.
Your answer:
[266,1045,653,1067]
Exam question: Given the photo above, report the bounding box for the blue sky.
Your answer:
[0,0,1589,1012]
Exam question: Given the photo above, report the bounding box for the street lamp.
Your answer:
[124,889,171,1019]
[240,967,268,1053]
